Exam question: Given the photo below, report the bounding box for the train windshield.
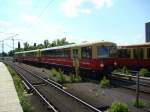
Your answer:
[97,45,117,58]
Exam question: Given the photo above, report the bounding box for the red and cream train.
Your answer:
[14,41,150,78]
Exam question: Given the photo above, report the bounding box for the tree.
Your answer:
[44,40,49,48]
[24,42,30,51]
[34,43,36,47]
[18,41,21,49]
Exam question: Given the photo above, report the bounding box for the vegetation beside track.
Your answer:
[107,101,128,112]
[132,99,146,108]
[112,66,131,76]
[50,68,82,83]
[139,68,150,77]
[100,76,110,88]
[6,65,31,112]
[113,66,150,77]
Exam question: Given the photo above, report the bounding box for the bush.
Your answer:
[139,68,149,77]
[122,66,131,75]
[100,76,110,88]
[57,70,67,83]
[132,99,146,108]
[113,66,131,76]
[50,68,59,77]
[70,74,82,82]
[107,102,128,112]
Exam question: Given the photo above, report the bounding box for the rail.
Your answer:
[13,63,102,112]
[14,66,58,112]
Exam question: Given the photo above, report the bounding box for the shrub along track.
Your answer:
[5,61,102,112]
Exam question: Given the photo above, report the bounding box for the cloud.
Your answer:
[20,14,38,22]
[60,0,113,17]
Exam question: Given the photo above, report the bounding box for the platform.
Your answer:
[0,62,23,112]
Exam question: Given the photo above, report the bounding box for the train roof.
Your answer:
[119,42,150,48]
[15,49,40,54]
[15,40,116,54]
[40,44,76,51]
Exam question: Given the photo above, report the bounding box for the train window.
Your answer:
[81,46,92,59]
[147,48,150,58]
[64,49,71,58]
[97,46,109,58]
[133,48,144,59]
[118,49,131,58]
[108,45,117,57]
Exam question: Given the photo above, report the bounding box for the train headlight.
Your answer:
[114,61,117,66]
[100,63,104,68]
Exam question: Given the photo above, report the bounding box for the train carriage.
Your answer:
[116,42,150,70]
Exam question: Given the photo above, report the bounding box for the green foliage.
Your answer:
[139,68,150,77]
[20,95,31,112]
[113,66,131,76]
[11,38,74,54]
[122,66,131,75]
[7,65,31,112]
[107,101,128,112]
[50,68,59,77]
[132,99,146,108]
[57,69,66,83]
[100,76,110,88]
[70,74,82,82]
[50,68,81,83]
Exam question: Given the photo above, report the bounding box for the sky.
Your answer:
[0,0,150,52]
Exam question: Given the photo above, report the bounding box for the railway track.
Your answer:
[110,74,150,94]
[5,61,102,112]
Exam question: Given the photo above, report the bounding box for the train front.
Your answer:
[93,42,117,74]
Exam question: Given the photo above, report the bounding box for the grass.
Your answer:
[112,66,131,76]
[139,68,150,77]
[50,68,82,83]
[6,65,31,112]
[70,73,82,82]
[107,101,128,112]
[50,68,60,77]
[100,76,110,88]
[132,99,146,108]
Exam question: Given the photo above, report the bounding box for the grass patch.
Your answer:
[6,65,31,112]
[112,66,131,76]
[107,101,128,112]
[70,74,82,83]
[139,68,150,77]
[132,99,146,108]
[50,68,82,83]
[100,76,110,88]
[50,68,60,77]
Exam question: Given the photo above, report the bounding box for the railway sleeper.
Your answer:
[32,82,48,86]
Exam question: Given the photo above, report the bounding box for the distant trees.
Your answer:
[24,42,30,51]
[44,40,49,48]
[7,37,74,56]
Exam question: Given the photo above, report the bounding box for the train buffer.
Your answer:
[0,62,23,112]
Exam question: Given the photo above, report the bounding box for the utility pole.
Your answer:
[1,40,4,59]
[11,34,18,52]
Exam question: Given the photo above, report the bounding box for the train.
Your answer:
[14,41,117,78]
[116,42,150,70]
[14,41,150,78]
